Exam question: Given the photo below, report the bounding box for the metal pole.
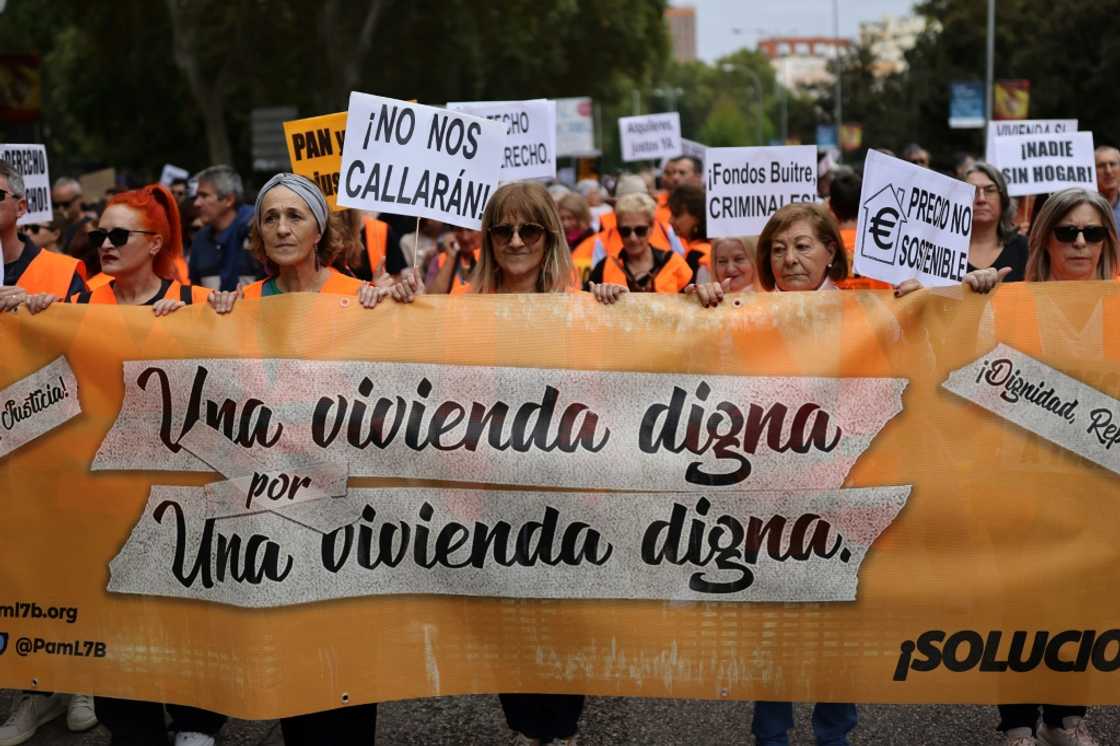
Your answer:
[833,0,842,135]
[985,0,995,132]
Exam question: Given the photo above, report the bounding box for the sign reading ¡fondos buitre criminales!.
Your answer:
[854,149,975,288]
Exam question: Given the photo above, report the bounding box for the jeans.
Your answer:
[997,704,1087,733]
[752,701,858,746]
[96,699,226,744]
[280,703,378,745]
[499,693,585,741]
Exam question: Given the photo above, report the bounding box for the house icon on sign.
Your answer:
[859,184,908,265]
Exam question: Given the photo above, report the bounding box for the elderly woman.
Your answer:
[586,192,692,302]
[966,162,1029,281]
[559,192,598,285]
[388,180,581,744]
[994,187,1119,746]
[707,236,757,294]
[208,174,382,313]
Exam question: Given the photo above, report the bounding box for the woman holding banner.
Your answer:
[209,173,382,744]
[387,180,583,745]
[992,187,1118,746]
[707,236,757,294]
[965,162,1029,282]
[586,192,692,303]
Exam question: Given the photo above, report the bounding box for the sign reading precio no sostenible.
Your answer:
[705,145,818,237]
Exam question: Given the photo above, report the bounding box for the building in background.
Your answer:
[665,6,697,63]
[859,15,927,78]
[757,36,852,92]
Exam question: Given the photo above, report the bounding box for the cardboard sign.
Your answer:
[854,149,974,288]
[993,131,1097,197]
[159,164,190,187]
[283,111,349,210]
[446,99,557,182]
[0,144,51,225]
[984,118,1077,162]
[79,168,116,203]
[337,93,503,230]
[705,145,818,237]
[618,112,682,162]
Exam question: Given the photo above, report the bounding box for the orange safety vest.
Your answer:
[601,250,692,293]
[15,248,82,296]
[173,256,190,285]
[436,248,479,295]
[683,239,711,269]
[73,279,210,305]
[571,232,598,286]
[838,226,892,290]
[240,268,365,298]
[86,273,113,290]
[363,217,389,276]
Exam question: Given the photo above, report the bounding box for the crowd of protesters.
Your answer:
[2,132,1118,746]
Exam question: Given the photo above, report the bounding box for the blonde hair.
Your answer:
[473,181,574,293]
[1025,187,1119,282]
[613,192,656,223]
[557,192,591,228]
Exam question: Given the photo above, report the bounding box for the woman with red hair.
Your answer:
[25,183,210,313]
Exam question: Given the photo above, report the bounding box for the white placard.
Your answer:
[681,138,707,161]
[993,131,1097,197]
[337,93,504,230]
[985,119,1078,163]
[854,149,974,288]
[618,112,682,162]
[0,144,51,225]
[556,97,597,157]
[705,145,818,237]
[159,164,190,186]
[446,99,557,182]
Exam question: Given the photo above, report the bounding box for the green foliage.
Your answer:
[698,95,750,147]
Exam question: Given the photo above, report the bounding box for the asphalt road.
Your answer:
[4,690,1119,744]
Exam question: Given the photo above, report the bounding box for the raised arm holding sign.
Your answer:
[337,93,504,230]
[0,144,52,226]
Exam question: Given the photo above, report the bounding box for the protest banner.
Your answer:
[337,93,503,230]
[705,145,817,237]
[159,163,190,187]
[2,285,1120,717]
[447,99,557,183]
[618,112,681,162]
[984,118,1077,162]
[556,97,597,157]
[282,111,349,210]
[0,143,50,225]
[993,131,1097,197]
[854,149,974,288]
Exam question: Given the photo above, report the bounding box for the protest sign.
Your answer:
[0,143,50,224]
[159,164,190,187]
[993,131,1096,197]
[337,93,503,230]
[79,168,116,203]
[681,137,707,161]
[447,99,557,182]
[3,285,1120,717]
[283,111,348,210]
[618,112,681,162]
[705,145,817,237]
[556,97,597,157]
[984,118,1077,162]
[854,149,974,288]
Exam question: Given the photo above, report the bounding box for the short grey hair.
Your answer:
[51,176,80,193]
[0,161,26,197]
[195,164,243,202]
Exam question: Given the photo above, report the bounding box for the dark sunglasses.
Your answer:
[27,225,43,234]
[90,227,158,248]
[1053,225,1107,244]
[489,223,546,245]
[0,188,7,202]
[618,225,650,239]
[54,197,81,209]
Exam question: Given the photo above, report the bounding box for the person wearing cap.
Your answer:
[208,173,384,313]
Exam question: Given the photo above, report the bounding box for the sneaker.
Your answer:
[0,693,67,746]
[66,693,98,732]
[509,734,537,746]
[541,739,578,746]
[174,733,217,746]
[1039,718,1101,746]
[1006,736,1039,746]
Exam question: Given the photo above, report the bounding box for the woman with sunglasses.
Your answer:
[993,187,1118,746]
[586,191,692,304]
[966,162,1029,282]
[388,181,581,745]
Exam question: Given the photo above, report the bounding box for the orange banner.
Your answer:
[1,285,1119,718]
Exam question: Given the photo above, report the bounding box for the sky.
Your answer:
[690,0,920,63]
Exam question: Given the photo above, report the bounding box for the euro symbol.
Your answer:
[869,206,899,251]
